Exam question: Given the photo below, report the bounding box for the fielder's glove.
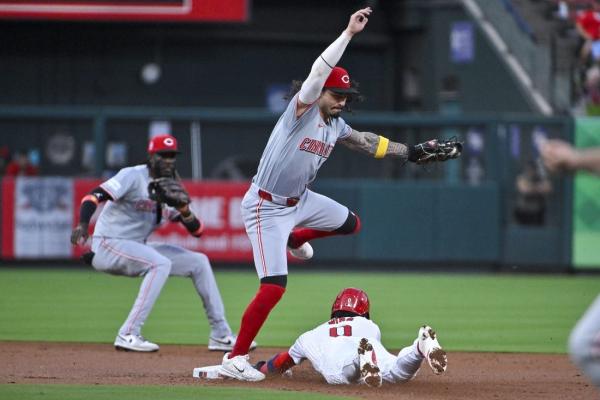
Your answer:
[70,222,90,245]
[148,177,190,209]
[409,138,463,164]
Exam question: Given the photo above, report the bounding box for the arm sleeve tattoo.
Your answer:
[340,129,409,161]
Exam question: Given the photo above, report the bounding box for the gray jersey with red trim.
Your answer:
[94,164,177,242]
[252,93,352,198]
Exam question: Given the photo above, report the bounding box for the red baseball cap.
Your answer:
[323,66,359,95]
[148,134,180,154]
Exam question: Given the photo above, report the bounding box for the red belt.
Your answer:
[258,189,300,207]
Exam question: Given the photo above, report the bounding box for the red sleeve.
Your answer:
[576,11,586,26]
[577,11,600,39]
[4,163,18,176]
[264,351,296,374]
[25,165,39,176]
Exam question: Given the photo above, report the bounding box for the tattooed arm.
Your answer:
[339,129,409,161]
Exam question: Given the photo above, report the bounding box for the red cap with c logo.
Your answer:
[323,66,359,94]
[148,134,180,154]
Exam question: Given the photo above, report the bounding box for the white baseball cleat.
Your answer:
[208,334,258,352]
[357,338,382,387]
[114,334,159,352]
[287,242,313,260]
[416,325,447,375]
[219,352,265,382]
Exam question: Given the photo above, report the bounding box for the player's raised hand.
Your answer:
[70,223,90,246]
[540,139,578,173]
[346,7,372,36]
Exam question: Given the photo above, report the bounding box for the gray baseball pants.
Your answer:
[91,236,232,338]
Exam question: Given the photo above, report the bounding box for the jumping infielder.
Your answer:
[70,134,255,352]
[541,139,600,387]
[220,7,461,381]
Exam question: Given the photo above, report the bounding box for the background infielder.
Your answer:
[219,7,461,381]
[70,134,255,352]
[541,139,600,388]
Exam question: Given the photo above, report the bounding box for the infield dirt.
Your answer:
[1,342,597,400]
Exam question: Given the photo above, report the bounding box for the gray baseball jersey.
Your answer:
[94,165,177,242]
[242,95,352,278]
[90,164,232,339]
[253,93,352,198]
[288,317,425,384]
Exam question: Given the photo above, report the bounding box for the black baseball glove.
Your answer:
[148,177,190,209]
[410,138,463,164]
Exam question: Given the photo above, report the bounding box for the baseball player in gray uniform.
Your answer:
[70,134,256,353]
[219,7,461,381]
[253,287,447,387]
[541,139,600,388]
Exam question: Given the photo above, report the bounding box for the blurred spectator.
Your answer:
[513,159,552,225]
[5,150,39,177]
[585,64,600,102]
[0,146,9,175]
[557,1,570,20]
[540,138,600,388]
[569,1,600,113]
[575,1,600,63]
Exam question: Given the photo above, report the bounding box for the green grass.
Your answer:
[0,384,354,400]
[0,268,598,353]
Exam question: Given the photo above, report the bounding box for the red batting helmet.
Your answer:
[331,287,370,317]
[148,134,180,155]
[323,66,359,95]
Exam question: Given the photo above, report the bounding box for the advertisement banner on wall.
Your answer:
[0,0,248,22]
[2,178,253,262]
[450,21,475,64]
[573,118,600,269]
[149,181,253,262]
[13,177,73,258]
[71,178,103,260]
[1,178,16,258]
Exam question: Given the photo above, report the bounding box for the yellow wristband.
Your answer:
[374,136,389,159]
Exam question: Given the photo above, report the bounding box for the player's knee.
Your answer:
[334,211,361,235]
[185,253,211,277]
[260,274,287,288]
[155,258,172,275]
[193,253,210,269]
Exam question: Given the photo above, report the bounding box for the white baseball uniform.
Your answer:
[90,164,232,338]
[242,93,351,278]
[569,294,600,387]
[288,316,425,384]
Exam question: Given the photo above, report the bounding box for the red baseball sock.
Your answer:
[288,228,338,248]
[229,283,285,358]
[288,215,361,248]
